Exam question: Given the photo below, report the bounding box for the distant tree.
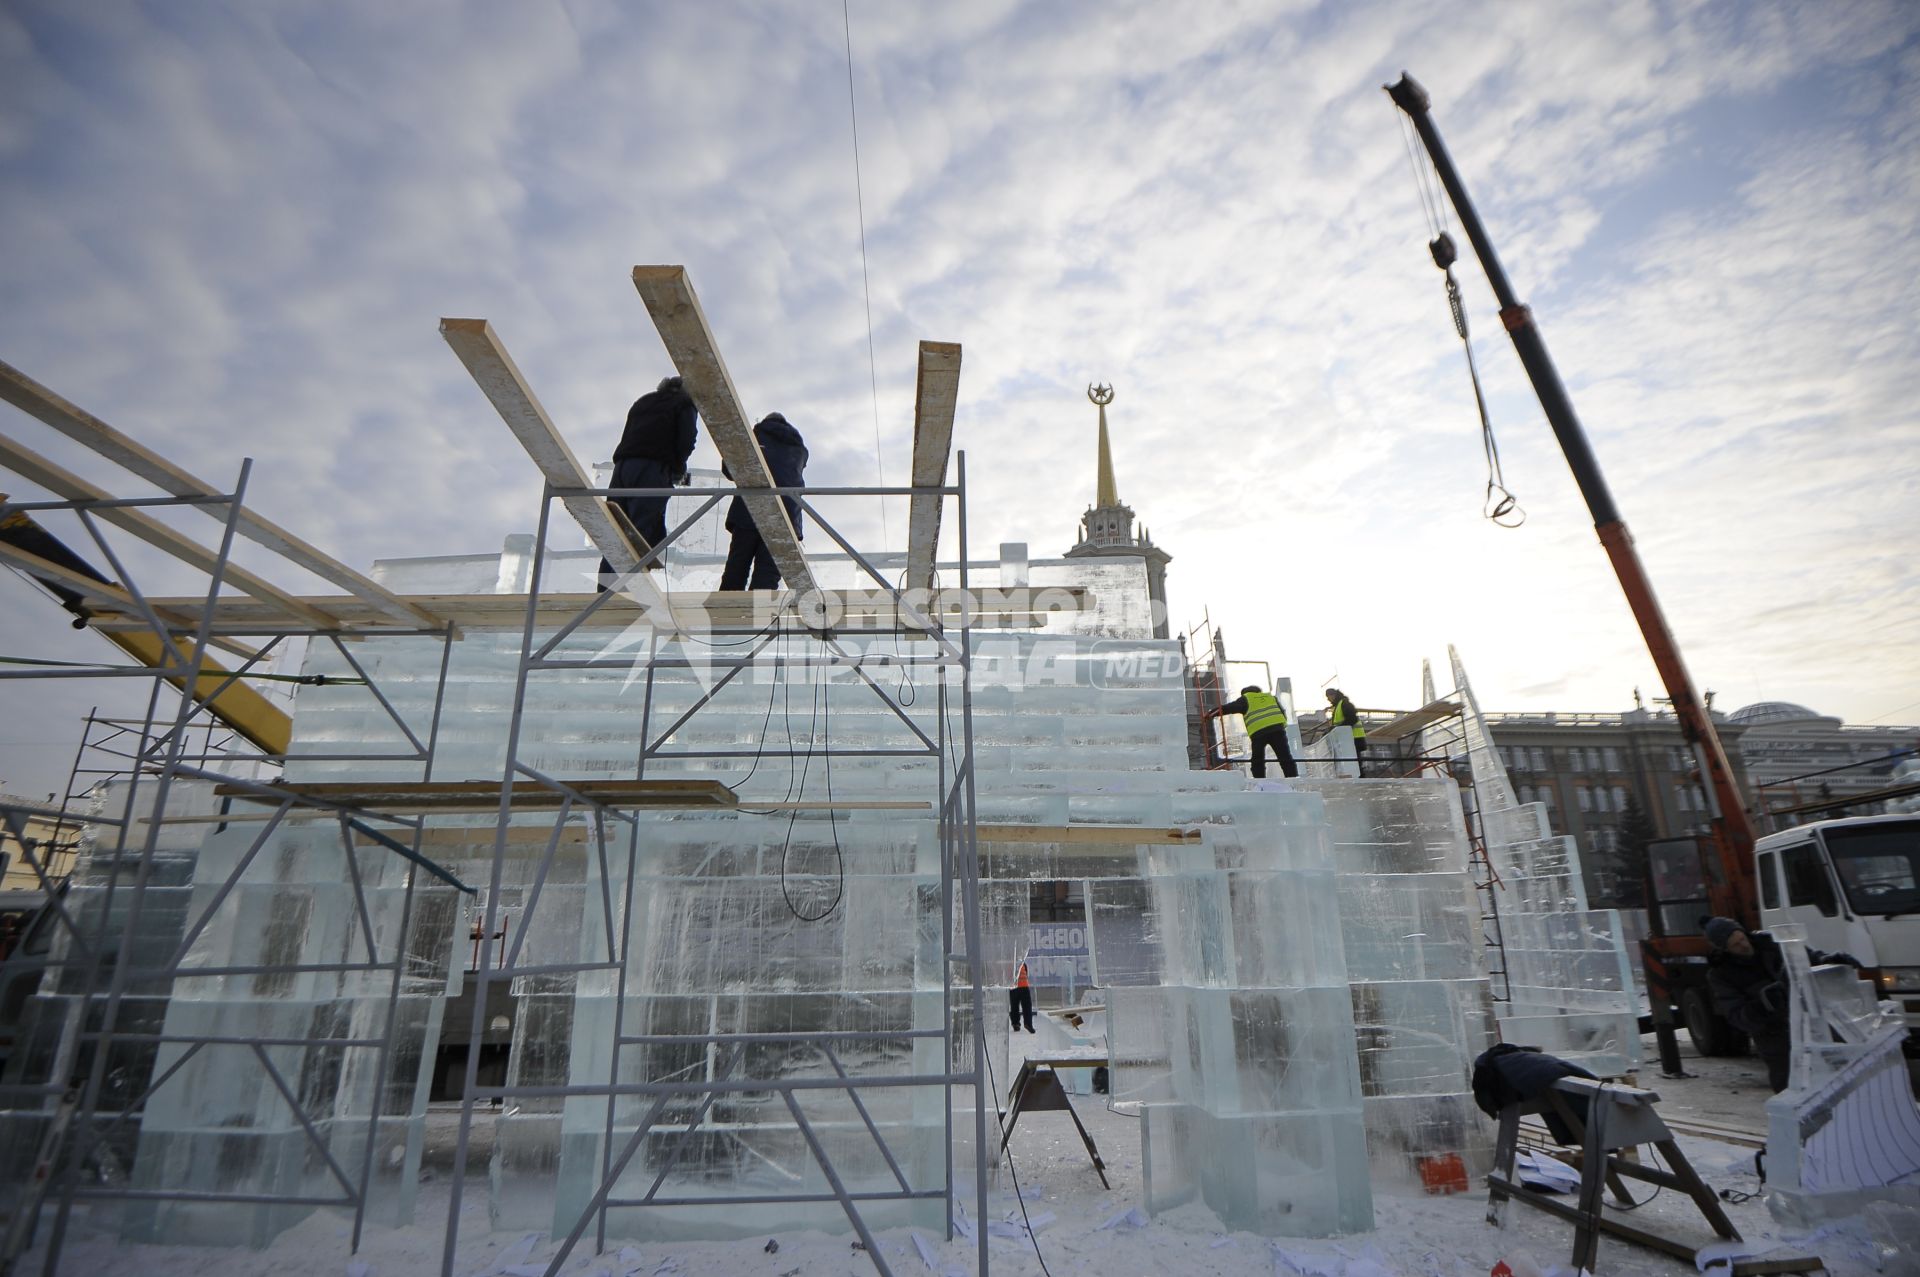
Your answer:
[1614,793,1658,909]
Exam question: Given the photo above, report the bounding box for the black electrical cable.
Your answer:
[978,1022,1056,1277]
[774,651,845,922]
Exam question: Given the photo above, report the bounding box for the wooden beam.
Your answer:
[0,357,439,628]
[0,534,147,612]
[81,586,1093,635]
[155,798,934,823]
[904,341,961,592]
[974,824,1201,845]
[0,431,341,629]
[1367,698,1463,743]
[630,266,817,596]
[439,320,667,612]
[215,777,738,812]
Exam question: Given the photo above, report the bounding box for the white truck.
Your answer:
[1753,814,1920,1044]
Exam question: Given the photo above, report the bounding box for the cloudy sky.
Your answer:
[2,0,1917,797]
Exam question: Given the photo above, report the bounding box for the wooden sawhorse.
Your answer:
[999,1057,1109,1188]
[1487,1077,1821,1275]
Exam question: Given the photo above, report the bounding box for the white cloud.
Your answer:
[1,0,1916,795]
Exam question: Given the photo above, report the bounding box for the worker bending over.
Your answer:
[720,413,809,591]
[1210,684,1298,779]
[1325,687,1367,776]
[1704,916,1858,1093]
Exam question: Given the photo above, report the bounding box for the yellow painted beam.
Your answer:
[103,629,291,755]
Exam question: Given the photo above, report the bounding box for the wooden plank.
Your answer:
[81,586,1092,635]
[904,341,961,592]
[975,824,1202,845]
[630,266,816,596]
[153,799,933,824]
[0,431,341,629]
[1367,698,1463,743]
[0,356,439,628]
[438,320,667,615]
[0,534,151,612]
[215,778,736,811]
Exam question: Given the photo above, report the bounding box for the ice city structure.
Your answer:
[0,290,1641,1277]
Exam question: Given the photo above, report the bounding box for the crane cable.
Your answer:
[1396,106,1524,529]
[1437,236,1524,528]
[842,0,889,548]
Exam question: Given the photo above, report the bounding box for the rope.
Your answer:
[842,0,889,548]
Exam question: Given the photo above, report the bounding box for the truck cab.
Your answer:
[1754,814,1920,1038]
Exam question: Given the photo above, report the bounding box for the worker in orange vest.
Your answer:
[1009,958,1035,1034]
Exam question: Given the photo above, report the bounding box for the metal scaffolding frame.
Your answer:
[0,465,470,1276]
[4,267,998,1274]
[0,464,993,1277]
[436,468,991,1277]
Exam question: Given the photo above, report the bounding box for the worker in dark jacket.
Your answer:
[1208,685,1298,779]
[1704,916,1859,1093]
[598,376,699,588]
[719,413,808,591]
[1325,687,1368,776]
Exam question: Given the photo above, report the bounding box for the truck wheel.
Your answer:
[1681,988,1738,1057]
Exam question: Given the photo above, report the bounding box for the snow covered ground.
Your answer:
[20,1044,1919,1276]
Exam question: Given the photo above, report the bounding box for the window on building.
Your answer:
[1578,787,1592,813]
[1604,747,1621,772]
[1611,785,1628,812]
[1531,747,1548,773]
[1538,788,1555,810]
[1518,784,1533,805]
[1782,844,1838,917]
[1674,785,1692,813]
[1593,787,1610,814]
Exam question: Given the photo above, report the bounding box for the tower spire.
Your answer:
[1089,382,1119,507]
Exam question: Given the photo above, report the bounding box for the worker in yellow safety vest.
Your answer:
[1209,685,1298,779]
[1325,687,1368,776]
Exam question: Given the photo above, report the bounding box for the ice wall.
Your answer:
[1104,785,1373,1235]
[15,541,1508,1250]
[1441,647,1640,1074]
[1293,778,1498,1186]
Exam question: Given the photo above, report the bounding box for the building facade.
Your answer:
[1483,710,1752,908]
[1725,701,1920,830]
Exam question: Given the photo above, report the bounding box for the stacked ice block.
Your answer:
[21,542,1522,1248]
[119,818,444,1245]
[1101,785,1375,1235]
[1442,648,1640,1074]
[1293,778,1497,1185]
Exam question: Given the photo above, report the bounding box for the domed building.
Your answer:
[1726,701,1839,729]
[1728,700,1920,827]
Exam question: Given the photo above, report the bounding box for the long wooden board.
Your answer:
[215,778,737,812]
[904,341,961,592]
[0,431,340,628]
[630,266,816,596]
[0,356,438,627]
